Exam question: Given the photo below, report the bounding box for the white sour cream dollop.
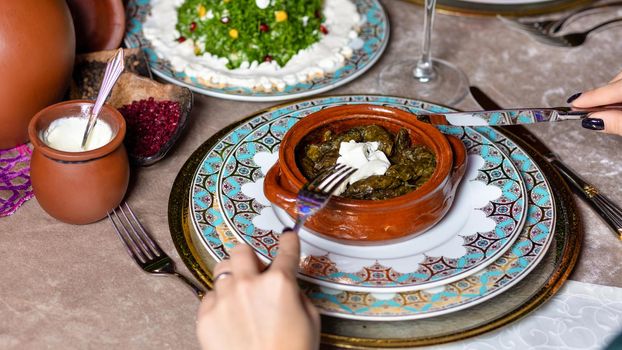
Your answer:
[44,117,113,152]
[334,141,390,195]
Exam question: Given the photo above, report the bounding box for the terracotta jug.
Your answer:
[0,0,75,149]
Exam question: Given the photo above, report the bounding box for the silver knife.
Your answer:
[420,105,622,126]
[470,86,622,239]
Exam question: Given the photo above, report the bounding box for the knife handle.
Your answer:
[550,159,622,239]
[554,104,622,118]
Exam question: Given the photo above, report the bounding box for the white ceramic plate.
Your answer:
[187,95,554,321]
[215,120,527,293]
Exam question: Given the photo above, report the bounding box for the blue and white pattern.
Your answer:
[214,114,527,293]
[187,95,555,320]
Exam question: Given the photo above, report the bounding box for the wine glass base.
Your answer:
[379,58,469,107]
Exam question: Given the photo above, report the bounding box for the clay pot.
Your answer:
[264,104,467,243]
[28,100,130,224]
[0,0,75,149]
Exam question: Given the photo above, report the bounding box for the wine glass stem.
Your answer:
[414,0,437,83]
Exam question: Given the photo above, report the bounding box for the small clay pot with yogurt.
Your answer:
[28,100,130,224]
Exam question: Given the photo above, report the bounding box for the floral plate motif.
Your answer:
[188,95,555,320]
[214,116,527,292]
[124,0,389,102]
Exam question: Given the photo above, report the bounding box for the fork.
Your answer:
[529,17,622,47]
[109,202,206,299]
[498,1,622,36]
[291,163,357,233]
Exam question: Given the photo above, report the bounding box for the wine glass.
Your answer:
[379,0,469,106]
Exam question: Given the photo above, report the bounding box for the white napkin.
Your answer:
[428,281,622,350]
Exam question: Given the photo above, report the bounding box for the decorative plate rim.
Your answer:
[213,116,529,293]
[184,95,556,321]
[307,125,556,320]
[167,97,579,345]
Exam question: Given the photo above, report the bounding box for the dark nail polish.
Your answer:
[566,92,582,104]
[282,226,293,232]
[582,118,604,131]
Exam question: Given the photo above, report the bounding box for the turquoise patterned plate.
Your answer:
[214,113,527,293]
[188,95,555,320]
[124,0,389,102]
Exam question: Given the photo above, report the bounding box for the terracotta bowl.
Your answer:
[264,104,467,243]
[28,100,130,224]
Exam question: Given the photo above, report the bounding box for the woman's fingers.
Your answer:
[228,244,262,277]
[270,231,301,279]
[582,110,622,135]
[301,295,321,349]
[197,291,217,316]
[212,259,235,291]
[571,79,622,108]
[301,295,321,330]
[213,259,232,278]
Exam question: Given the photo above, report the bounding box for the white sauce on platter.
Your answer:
[44,117,113,152]
[142,0,361,92]
[255,0,270,9]
[334,141,390,195]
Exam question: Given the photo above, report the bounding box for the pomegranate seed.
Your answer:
[259,23,270,32]
[117,98,182,158]
[177,36,187,43]
[263,55,273,63]
[320,25,328,35]
[190,21,197,32]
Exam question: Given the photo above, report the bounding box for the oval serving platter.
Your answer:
[124,0,389,102]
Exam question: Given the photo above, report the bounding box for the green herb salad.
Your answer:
[176,0,326,69]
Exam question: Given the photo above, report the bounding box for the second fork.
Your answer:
[109,203,206,299]
[531,17,622,47]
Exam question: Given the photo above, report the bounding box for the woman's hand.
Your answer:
[196,231,321,350]
[569,70,622,136]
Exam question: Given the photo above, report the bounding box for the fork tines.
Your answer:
[308,163,357,193]
[109,203,162,264]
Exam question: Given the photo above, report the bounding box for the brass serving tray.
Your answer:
[168,115,581,348]
[404,0,592,17]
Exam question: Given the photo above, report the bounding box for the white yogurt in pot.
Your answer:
[43,117,113,152]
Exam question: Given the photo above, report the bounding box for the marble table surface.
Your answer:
[2,1,622,348]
